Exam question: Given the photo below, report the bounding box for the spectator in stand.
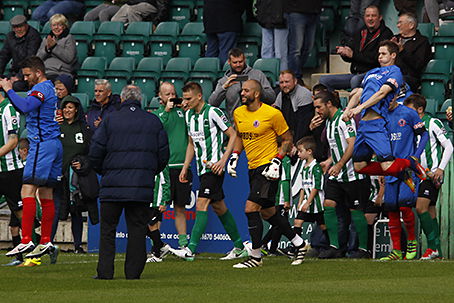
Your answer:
[344,0,380,43]
[54,74,74,107]
[84,0,127,22]
[0,15,41,92]
[203,0,245,65]
[255,0,288,71]
[36,14,77,82]
[273,70,314,150]
[286,0,322,81]
[391,13,431,92]
[447,105,453,128]
[394,0,418,15]
[111,0,169,24]
[86,79,121,133]
[31,1,85,25]
[209,48,275,121]
[55,95,92,254]
[319,5,393,91]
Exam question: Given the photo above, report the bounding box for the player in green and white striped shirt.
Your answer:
[0,94,25,265]
[172,82,248,261]
[146,166,171,263]
[313,91,371,259]
[405,94,453,260]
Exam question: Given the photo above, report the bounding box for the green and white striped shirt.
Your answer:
[151,166,170,208]
[0,100,23,172]
[420,114,451,172]
[276,156,291,205]
[300,159,324,214]
[186,103,230,176]
[326,108,364,182]
[369,175,380,202]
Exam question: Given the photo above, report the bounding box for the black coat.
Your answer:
[344,21,394,74]
[89,99,169,203]
[284,0,322,14]
[0,26,41,76]
[255,0,286,29]
[395,30,432,81]
[203,0,245,34]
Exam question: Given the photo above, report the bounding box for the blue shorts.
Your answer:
[383,176,419,211]
[353,119,393,162]
[23,138,63,187]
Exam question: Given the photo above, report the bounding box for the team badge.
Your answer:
[398,119,406,127]
[253,120,260,128]
[130,106,136,111]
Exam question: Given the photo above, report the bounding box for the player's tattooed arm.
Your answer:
[278,130,293,157]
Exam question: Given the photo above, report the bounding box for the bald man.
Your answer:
[227,80,309,268]
[153,82,192,249]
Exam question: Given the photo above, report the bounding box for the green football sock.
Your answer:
[218,210,244,249]
[351,210,368,251]
[433,217,442,257]
[324,206,339,249]
[417,212,437,250]
[187,211,208,254]
[178,234,188,247]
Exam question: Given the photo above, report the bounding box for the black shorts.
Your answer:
[198,172,225,201]
[324,178,370,211]
[364,200,383,214]
[296,211,325,225]
[170,168,192,207]
[418,179,440,206]
[0,169,23,212]
[9,212,21,227]
[248,164,278,209]
[148,207,163,226]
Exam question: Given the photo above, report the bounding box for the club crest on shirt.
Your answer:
[398,119,406,127]
[253,120,260,128]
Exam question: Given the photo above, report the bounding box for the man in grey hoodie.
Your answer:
[209,48,275,121]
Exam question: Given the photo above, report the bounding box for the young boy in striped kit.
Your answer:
[146,166,171,263]
[293,136,326,263]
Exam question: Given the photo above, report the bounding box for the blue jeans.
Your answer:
[32,1,85,24]
[261,27,289,71]
[205,32,237,66]
[287,12,319,79]
[319,73,366,91]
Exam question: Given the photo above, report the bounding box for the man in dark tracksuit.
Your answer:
[89,85,169,280]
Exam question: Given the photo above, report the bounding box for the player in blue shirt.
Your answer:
[381,96,428,260]
[344,40,426,191]
[2,56,62,259]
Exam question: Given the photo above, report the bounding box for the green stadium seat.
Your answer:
[418,23,435,44]
[237,22,262,63]
[149,22,179,65]
[146,96,161,111]
[2,1,27,20]
[160,57,192,94]
[70,21,97,64]
[169,0,195,30]
[93,21,124,62]
[132,57,163,101]
[189,58,220,100]
[195,0,204,22]
[253,58,281,86]
[433,23,454,62]
[320,2,338,34]
[425,98,438,115]
[0,21,10,48]
[177,22,206,64]
[105,57,136,95]
[84,0,104,12]
[72,93,90,112]
[76,57,107,100]
[28,20,41,32]
[41,21,51,38]
[303,46,320,69]
[120,21,153,60]
[421,59,451,105]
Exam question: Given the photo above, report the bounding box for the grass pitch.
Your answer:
[0,252,453,303]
